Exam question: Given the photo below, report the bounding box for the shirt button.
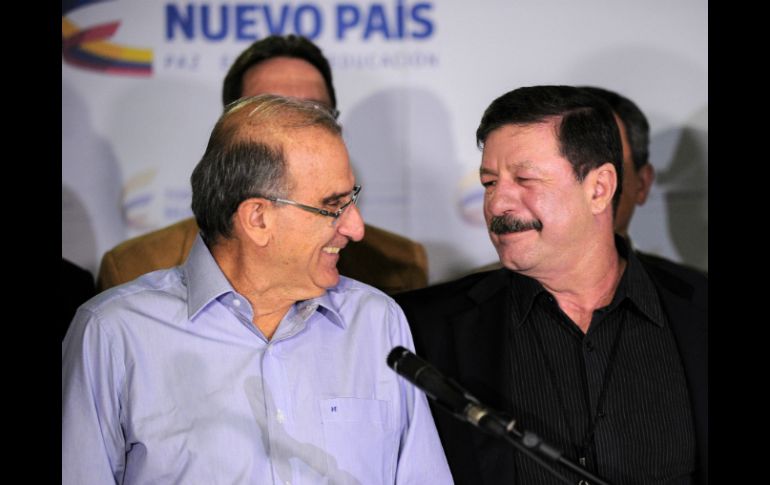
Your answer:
[276,409,286,424]
[584,341,594,352]
[233,299,241,307]
[597,410,606,419]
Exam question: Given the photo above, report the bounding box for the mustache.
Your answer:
[489,215,543,235]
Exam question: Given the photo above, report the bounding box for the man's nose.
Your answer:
[337,204,365,241]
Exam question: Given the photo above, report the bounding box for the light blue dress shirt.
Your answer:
[63,236,452,485]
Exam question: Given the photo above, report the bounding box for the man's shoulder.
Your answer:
[326,277,411,334]
[394,268,508,314]
[87,268,185,316]
[636,251,708,307]
[637,251,707,281]
[330,276,395,307]
[67,269,187,350]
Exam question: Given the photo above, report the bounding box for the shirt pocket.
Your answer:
[319,397,397,484]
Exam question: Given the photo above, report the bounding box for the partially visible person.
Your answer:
[396,86,707,484]
[60,258,95,340]
[581,86,654,241]
[97,35,427,295]
[63,94,452,484]
[581,85,707,280]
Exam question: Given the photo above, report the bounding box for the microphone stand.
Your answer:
[386,346,612,485]
[466,405,612,485]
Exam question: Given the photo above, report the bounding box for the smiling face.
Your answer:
[268,126,364,297]
[480,120,600,278]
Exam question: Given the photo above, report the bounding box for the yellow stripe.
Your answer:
[61,17,80,38]
[62,16,151,63]
[81,41,152,63]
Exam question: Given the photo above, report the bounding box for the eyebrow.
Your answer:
[321,188,353,205]
[479,167,497,177]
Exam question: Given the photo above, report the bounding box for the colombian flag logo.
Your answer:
[62,0,153,76]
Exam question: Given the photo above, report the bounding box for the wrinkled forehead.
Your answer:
[283,131,353,198]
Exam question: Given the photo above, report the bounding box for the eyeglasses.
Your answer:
[266,185,361,219]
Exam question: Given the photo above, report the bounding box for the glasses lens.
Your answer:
[336,186,361,217]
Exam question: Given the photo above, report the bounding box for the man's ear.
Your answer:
[635,163,655,206]
[234,198,271,246]
[587,162,618,215]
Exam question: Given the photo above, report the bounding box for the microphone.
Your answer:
[386,346,516,438]
[387,346,613,485]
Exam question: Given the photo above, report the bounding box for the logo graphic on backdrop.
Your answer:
[122,169,193,234]
[63,1,437,75]
[457,169,486,227]
[62,0,153,75]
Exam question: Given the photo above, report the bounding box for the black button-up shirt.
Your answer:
[506,238,695,484]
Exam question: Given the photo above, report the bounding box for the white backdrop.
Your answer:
[62,0,708,283]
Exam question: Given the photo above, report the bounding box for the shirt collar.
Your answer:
[616,235,666,328]
[509,271,548,328]
[184,235,233,320]
[507,235,666,328]
[299,290,345,329]
[182,234,345,328]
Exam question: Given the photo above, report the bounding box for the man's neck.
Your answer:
[211,239,310,340]
[536,242,626,333]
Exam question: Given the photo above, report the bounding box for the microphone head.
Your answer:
[386,345,473,416]
[387,346,410,370]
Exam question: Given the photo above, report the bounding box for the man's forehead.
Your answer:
[283,129,349,173]
[241,57,331,107]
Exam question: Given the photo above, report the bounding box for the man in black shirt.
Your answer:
[395,86,707,484]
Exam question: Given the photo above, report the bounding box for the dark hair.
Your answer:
[476,85,624,210]
[581,86,650,171]
[222,35,337,109]
[191,94,342,245]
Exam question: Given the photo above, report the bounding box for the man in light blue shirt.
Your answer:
[62,94,452,484]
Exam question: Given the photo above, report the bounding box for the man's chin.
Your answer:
[314,268,341,291]
[495,246,534,272]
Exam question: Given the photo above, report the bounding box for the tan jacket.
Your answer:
[98,217,428,295]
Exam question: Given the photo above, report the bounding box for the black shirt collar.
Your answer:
[507,235,666,328]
